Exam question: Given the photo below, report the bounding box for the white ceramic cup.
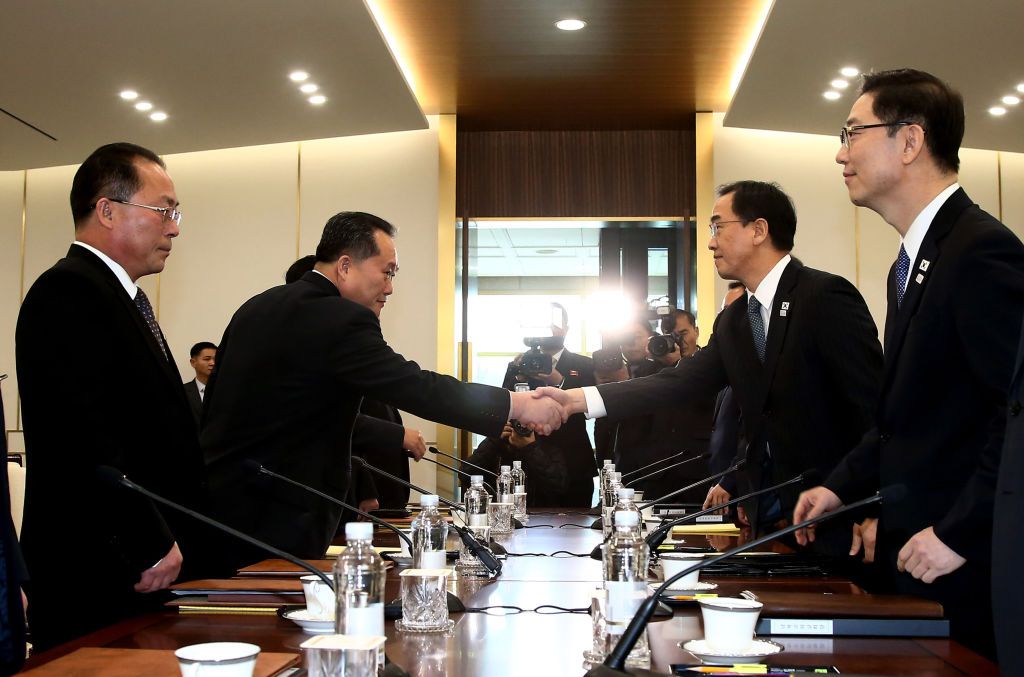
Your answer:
[175,642,260,677]
[301,574,335,619]
[659,553,704,589]
[698,597,763,654]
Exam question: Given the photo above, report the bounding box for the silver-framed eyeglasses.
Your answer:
[708,220,745,238]
[839,121,913,150]
[107,199,183,226]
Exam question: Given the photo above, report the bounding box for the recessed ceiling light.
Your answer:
[300,83,319,94]
[1002,95,1021,105]
[989,106,1007,116]
[308,95,327,105]
[1017,83,1024,94]
[830,79,849,89]
[840,67,859,78]
[149,112,168,122]
[555,18,586,31]
[119,90,138,100]
[135,101,153,111]
[823,91,842,101]
[289,71,309,82]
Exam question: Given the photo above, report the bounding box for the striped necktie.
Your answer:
[134,287,168,360]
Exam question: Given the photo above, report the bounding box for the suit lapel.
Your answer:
[731,294,764,381]
[756,261,796,411]
[882,260,899,352]
[882,189,972,381]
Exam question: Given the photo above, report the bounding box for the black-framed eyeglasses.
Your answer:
[708,220,745,238]
[106,199,183,226]
[839,121,914,150]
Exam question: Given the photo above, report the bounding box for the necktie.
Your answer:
[134,287,168,360]
[895,244,910,308]
[748,296,767,363]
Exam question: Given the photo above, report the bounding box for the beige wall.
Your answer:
[710,113,1023,337]
[2,121,446,493]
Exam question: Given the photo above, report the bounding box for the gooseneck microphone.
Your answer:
[94,465,333,590]
[619,450,689,480]
[588,485,906,675]
[624,452,705,487]
[429,446,497,478]
[353,457,502,576]
[242,460,413,550]
[644,471,810,552]
[420,455,498,496]
[591,458,742,531]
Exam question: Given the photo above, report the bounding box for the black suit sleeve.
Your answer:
[352,414,406,458]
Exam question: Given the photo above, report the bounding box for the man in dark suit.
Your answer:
[183,341,216,428]
[994,317,1024,666]
[201,212,565,571]
[16,143,206,650]
[502,303,597,507]
[0,381,26,675]
[541,180,883,546]
[795,69,1024,657]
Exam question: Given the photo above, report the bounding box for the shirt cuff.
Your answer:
[582,386,607,419]
[507,391,514,422]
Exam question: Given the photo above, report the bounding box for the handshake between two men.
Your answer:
[506,387,588,436]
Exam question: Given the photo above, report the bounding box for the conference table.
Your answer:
[23,512,998,676]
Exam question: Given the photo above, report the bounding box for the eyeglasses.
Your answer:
[708,220,745,238]
[107,199,182,226]
[839,121,913,149]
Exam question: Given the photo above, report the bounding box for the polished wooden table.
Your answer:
[25,512,998,676]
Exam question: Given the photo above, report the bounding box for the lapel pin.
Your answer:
[780,301,789,317]
[919,259,930,271]
[915,273,924,284]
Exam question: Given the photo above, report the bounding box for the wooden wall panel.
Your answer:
[457,129,695,218]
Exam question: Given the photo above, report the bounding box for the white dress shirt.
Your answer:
[897,182,960,297]
[73,241,137,298]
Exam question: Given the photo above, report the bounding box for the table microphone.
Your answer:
[353,457,502,576]
[429,446,498,478]
[624,452,705,487]
[591,457,739,531]
[94,465,333,590]
[419,455,498,496]
[587,484,907,676]
[589,471,808,561]
[243,460,414,551]
[619,451,690,480]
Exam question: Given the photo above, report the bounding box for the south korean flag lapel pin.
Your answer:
[780,301,790,317]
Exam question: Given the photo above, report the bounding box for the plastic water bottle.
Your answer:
[599,461,615,508]
[601,511,651,667]
[613,488,643,538]
[411,494,449,569]
[602,471,623,537]
[497,464,514,503]
[464,475,490,527]
[334,522,386,664]
[511,460,528,523]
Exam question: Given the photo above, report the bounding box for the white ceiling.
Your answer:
[0,0,426,170]
[725,0,1024,153]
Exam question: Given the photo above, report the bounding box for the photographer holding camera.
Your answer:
[649,309,700,367]
[500,303,597,507]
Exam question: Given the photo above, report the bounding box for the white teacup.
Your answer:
[698,597,764,654]
[175,642,260,677]
[301,574,335,619]
[660,553,704,589]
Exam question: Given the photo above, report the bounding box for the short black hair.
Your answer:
[717,180,796,252]
[285,254,317,284]
[190,341,217,359]
[315,211,396,263]
[660,309,696,335]
[70,142,165,227]
[860,68,964,174]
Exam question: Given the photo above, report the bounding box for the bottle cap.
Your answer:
[420,494,439,507]
[604,459,615,466]
[512,460,522,468]
[500,465,511,472]
[470,475,484,485]
[344,522,374,540]
[614,511,640,527]
[617,487,635,500]
[608,471,621,481]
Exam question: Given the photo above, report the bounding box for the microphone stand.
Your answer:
[428,446,498,478]
[624,452,706,488]
[589,488,901,675]
[420,455,498,496]
[619,450,689,480]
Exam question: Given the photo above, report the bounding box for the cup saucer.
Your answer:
[658,580,718,594]
[281,607,335,634]
[681,638,783,665]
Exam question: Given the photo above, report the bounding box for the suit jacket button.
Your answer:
[880,433,891,444]
[1011,400,1022,417]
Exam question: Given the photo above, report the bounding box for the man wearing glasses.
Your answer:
[16,143,206,649]
[794,69,1024,658]
[540,180,883,550]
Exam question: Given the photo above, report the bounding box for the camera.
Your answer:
[592,347,624,372]
[517,336,560,376]
[647,333,679,358]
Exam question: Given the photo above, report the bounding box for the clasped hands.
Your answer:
[508,386,586,436]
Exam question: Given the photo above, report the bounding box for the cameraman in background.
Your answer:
[500,303,597,507]
[463,421,571,507]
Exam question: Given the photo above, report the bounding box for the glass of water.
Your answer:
[396,569,454,633]
[488,502,515,535]
[301,634,385,677]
